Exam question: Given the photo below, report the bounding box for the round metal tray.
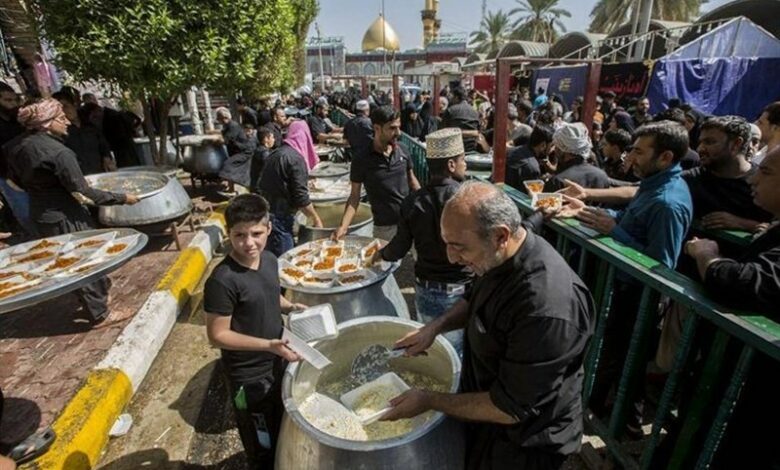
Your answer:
[310,162,350,179]
[85,171,168,200]
[0,228,148,314]
[278,236,399,295]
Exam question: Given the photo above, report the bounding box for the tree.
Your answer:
[32,0,302,163]
[469,9,513,57]
[589,0,705,34]
[292,0,320,87]
[509,0,571,43]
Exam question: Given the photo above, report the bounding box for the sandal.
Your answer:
[7,427,55,465]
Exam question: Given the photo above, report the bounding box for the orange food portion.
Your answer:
[295,259,313,268]
[107,243,128,254]
[364,246,378,258]
[15,251,55,264]
[535,197,560,210]
[0,284,32,299]
[282,267,306,279]
[337,263,358,273]
[526,182,544,194]
[75,263,100,273]
[31,239,60,251]
[0,272,20,280]
[0,281,19,291]
[340,274,366,284]
[324,246,343,258]
[296,248,312,258]
[313,258,336,271]
[303,275,331,284]
[77,239,106,249]
[45,256,81,272]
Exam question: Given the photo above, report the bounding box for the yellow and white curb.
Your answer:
[26,209,226,470]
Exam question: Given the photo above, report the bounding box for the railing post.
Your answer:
[492,57,511,184]
[583,264,617,404]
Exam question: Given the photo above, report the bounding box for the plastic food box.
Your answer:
[340,372,410,425]
[532,193,563,211]
[288,303,338,343]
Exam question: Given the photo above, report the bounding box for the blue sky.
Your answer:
[308,0,734,52]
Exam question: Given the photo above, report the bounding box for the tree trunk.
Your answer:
[156,98,173,167]
[140,96,160,165]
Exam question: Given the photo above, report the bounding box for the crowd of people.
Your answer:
[1,73,778,469]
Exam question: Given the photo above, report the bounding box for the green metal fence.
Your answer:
[502,185,779,469]
[334,105,778,466]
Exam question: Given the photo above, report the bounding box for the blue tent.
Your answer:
[646,16,780,119]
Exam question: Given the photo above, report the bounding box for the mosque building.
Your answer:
[305,0,468,78]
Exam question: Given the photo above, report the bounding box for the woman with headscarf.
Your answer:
[418,100,438,141]
[401,103,425,141]
[609,110,636,135]
[3,98,139,324]
[256,120,322,256]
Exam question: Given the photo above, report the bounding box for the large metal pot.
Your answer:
[134,137,178,167]
[120,165,179,179]
[177,134,227,175]
[89,171,192,226]
[277,316,464,470]
[296,202,373,244]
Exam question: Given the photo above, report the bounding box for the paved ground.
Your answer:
[0,176,225,452]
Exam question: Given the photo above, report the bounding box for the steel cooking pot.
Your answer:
[177,134,227,175]
[277,316,464,470]
[296,202,373,244]
[134,137,178,167]
[87,170,192,226]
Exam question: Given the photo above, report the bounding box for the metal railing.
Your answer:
[502,185,779,469]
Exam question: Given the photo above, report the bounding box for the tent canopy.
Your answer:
[667,16,780,60]
[647,17,780,119]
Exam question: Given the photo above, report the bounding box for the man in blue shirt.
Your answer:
[559,121,693,438]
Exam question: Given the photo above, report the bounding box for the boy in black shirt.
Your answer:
[204,194,305,469]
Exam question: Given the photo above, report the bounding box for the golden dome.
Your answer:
[361,14,401,52]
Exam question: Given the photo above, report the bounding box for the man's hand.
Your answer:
[555,194,586,219]
[268,339,302,362]
[0,455,16,470]
[380,389,431,421]
[701,212,755,231]
[125,194,141,205]
[685,237,721,259]
[331,225,348,241]
[577,207,617,234]
[394,325,438,356]
[557,178,588,200]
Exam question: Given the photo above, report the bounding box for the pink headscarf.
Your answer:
[17,98,64,131]
[284,120,319,170]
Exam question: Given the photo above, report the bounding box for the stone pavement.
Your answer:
[0,178,227,455]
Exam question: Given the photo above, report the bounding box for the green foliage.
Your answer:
[33,0,300,99]
[291,0,319,85]
[589,0,705,34]
[468,9,512,56]
[509,0,571,43]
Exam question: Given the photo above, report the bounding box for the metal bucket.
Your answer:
[296,202,373,245]
[277,316,464,470]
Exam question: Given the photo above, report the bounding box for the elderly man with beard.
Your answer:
[382,181,593,470]
[544,123,610,193]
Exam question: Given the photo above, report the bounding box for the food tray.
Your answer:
[340,372,410,425]
[523,179,545,195]
[0,229,148,314]
[288,303,338,342]
[278,236,399,294]
[532,193,563,211]
[310,162,350,179]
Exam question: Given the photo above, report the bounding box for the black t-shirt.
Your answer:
[441,102,480,153]
[350,143,412,226]
[64,124,111,175]
[680,148,701,170]
[682,165,773,222]
[203,252,284,384]
[343,115,373,159]
[545,160,610,193]
[505,145,541,191]
[461,232,593,461]
[307,114,332,140]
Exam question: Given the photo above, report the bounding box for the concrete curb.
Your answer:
[27,208,226,470]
